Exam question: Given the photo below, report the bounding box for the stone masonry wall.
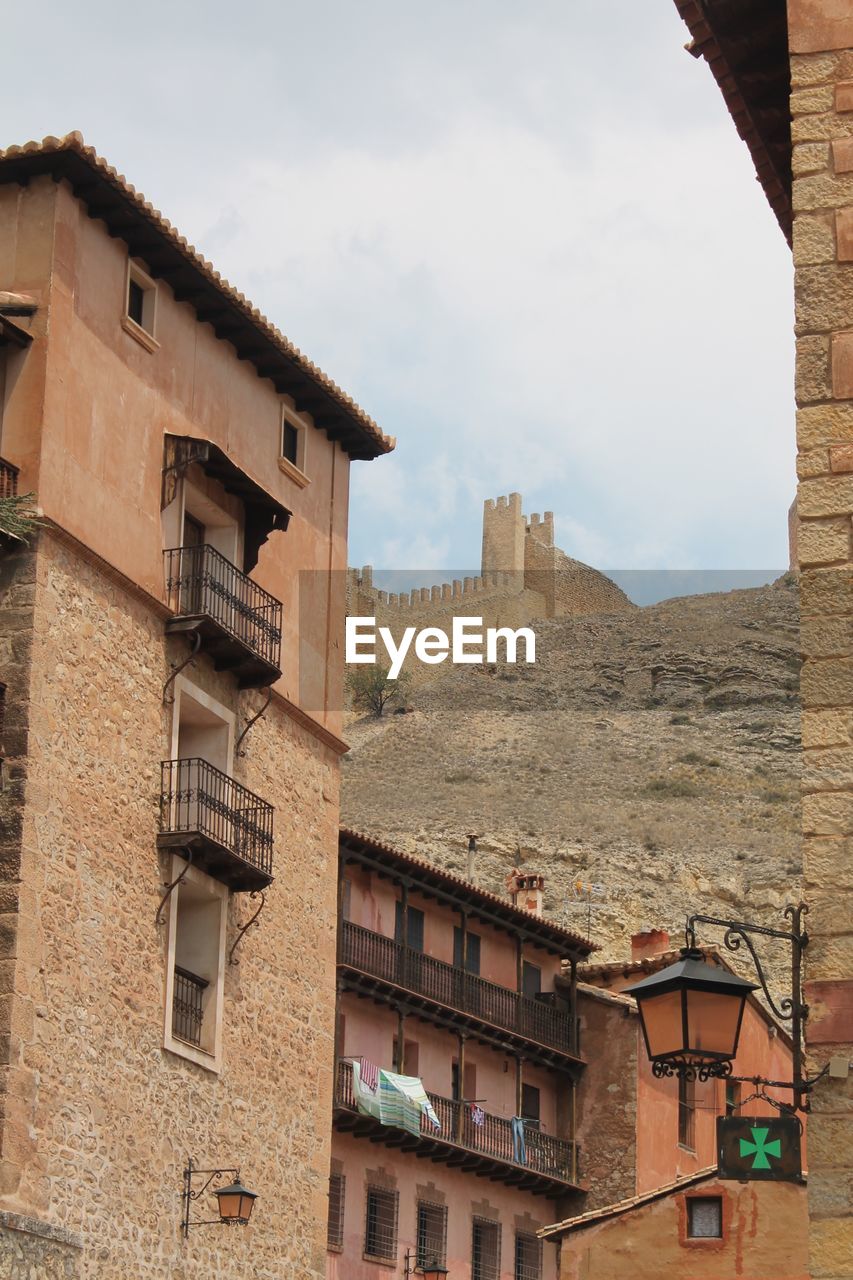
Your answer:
[572,990,638,1212]
[789,9,853,1278]
[346,494,632,687]
[0,530,339,1277]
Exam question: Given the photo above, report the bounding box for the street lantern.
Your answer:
[214,1177,258,1225]
[624,948,758,1080]
[404,1249,449,1278]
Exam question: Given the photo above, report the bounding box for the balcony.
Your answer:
[339,921,580,1069]
[0,458,18,500]
[334,1060,580,1198]
[157,758,274,891]
[164,544,282,688]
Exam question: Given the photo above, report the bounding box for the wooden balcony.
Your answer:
[333,1059,580,1198]
[339,920,581,1070]
[157,758,274,891]
[0,458,18,500]
[164,544,282,688]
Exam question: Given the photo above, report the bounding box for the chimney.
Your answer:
[467,834,477,883]
[631,928,670,961]
[506,868,545,918]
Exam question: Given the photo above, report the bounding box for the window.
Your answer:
[678,1075,696,1149]
[454,927,481,974]
[515,1232,542,1280]
[124,260,158,348]
[472,1218,501,1280]
[341,878,352,922]
[163,859,228,1071]
[522,961,541,999]
[364,1186,398,1262]
[725,1081,741,1117]
[395,901,425,952]
[392,1037,419,1076]
[521,1084,541,1124]
[417,1201,447,1268]
[327,1173,345,1251]
[279,407,309,484]
[687,1196,722,1239]
[452,1059,477,1102]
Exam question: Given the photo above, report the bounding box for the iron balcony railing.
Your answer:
[335,1059,578,1186]
[340,920,578,1056]
[172,966,208,1046]
[0,457,19,500]
[159,758,274,886]
[164,543,282,676]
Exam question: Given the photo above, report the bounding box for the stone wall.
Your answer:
[0,530,340,1277]
[346,494,632,688]
[572,988,638,1211]
[788,8,853,1277]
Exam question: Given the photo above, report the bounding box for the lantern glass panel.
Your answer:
[217,1190,244,1221]
[638,989,684,1058]
[686,988,745,1058]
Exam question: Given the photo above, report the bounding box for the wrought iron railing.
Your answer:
[0,458,19,500]
[172,965,208,1045]
[159,758,274,879]
[340,921,577,1055]
[164,543,282,672]
[335,1059,577,1184]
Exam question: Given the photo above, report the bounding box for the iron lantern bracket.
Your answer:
[181,1157,241,1237]
[683,902,811,1110]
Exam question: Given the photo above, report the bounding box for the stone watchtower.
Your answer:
[482,492,526,575]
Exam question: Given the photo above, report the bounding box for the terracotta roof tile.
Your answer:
[0,133,394,460]
[539,1166,718,1238]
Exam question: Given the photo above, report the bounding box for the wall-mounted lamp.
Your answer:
[404,1247,449,1278]
[181,1157,258,1237]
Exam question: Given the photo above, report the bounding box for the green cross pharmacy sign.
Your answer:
[717,1115,802,1182]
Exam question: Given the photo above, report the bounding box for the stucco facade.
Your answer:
[544,1171,810,1280]
[0,136,391,1277]
[331,831,592,1279]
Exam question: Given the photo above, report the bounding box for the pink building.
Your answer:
[329,831,595,1280]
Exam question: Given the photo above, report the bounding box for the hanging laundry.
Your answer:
[470,1105,485,1127]
[359,1058,379,1094]
[511,1115,527,1165]
[351,1062,441,1137]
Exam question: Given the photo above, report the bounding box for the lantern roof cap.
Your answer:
[623,949,759,1000]
[216,1178,258,1200]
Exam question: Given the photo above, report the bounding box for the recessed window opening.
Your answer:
[687,1196,723,1239]
[177,690,231,775]
[364,1186,398,1262]
[164,861,227,1069]
[327,1173,345,1251]
[395,901,425,952]
[472,1217,501,1280]
[417,1201,447,1268]
[521,1083,541,1125]
[125,261,157,338]
[678,1075,697,1149]
[514,1231,542,1280]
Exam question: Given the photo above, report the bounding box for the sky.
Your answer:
[2,1,795,578]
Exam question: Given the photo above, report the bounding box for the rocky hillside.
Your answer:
[341,580,800,993]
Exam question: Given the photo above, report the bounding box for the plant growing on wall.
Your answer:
[347,664,412,717]
[0,493,42,543]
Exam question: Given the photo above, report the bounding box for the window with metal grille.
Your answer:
[417,1201,447,1268]
[472,1217,501,1280]
[515,1232,542,1280]
[171,965,208,1046]
[678,1075,696,1149]
[327,1173,345,1251]
[364,1186,398,1262]
[687,1196,722,1239]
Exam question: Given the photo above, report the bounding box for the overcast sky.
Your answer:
[3,1,794,575]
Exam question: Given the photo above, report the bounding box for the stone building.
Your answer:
[347,493,632,677]
[671,4,853,1277]
[0,133,392,1277]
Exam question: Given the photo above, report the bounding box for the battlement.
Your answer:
[348,567,519,610]
[525,510,555,548]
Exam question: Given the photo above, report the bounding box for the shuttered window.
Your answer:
[327,1173,345,1250]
